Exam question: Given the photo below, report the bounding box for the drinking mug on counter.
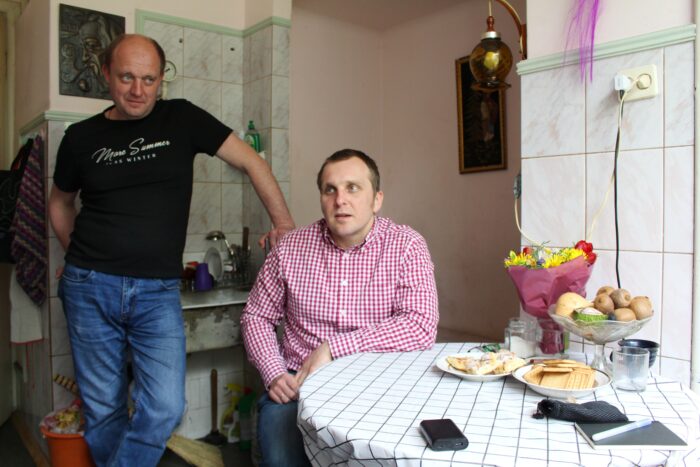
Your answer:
[612,347,649,392]
[194,263,213,291]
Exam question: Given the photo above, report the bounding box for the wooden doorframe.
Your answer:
[0,0,21,426]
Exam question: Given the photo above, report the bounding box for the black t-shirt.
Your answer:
[53,99,231,278]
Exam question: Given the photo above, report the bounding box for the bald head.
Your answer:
[102,34,166,74]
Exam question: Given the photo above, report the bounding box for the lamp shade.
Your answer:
[469,30,513,92]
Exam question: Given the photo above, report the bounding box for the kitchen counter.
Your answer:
[180,287,249,353]
[180,287,249,310]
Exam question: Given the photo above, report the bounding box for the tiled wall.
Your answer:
[143,19,291,275]
[520,38,694,384]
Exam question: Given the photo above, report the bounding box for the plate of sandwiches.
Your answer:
[512,359,611,399]
[437,350,527,382]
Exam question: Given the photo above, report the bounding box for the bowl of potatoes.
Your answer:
[548,286,653,371]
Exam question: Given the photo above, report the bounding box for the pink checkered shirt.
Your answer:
[241,216,439,387]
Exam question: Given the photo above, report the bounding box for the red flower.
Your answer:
[522,246,533,255]
[575,240,593,254]
[585,252,597,265]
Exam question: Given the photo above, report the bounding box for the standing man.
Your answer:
[241,149,439,466]
[48,34,294,467]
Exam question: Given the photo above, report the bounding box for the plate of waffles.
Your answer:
[512,359,611,399]
[436,350,527,382]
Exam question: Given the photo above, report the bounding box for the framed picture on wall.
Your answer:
[455,55,507,174]
[59,4,125,100]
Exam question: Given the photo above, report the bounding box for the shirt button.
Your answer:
[339,309,346,316]
[340,279,348,286]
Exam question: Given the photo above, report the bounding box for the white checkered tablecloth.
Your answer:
[298,342,700,466]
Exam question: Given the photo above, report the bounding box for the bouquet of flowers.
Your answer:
[504,241,597,320]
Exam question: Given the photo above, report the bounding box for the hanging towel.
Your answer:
[0,138,32,263]
[10,136,47,305]
[10,265,43,343]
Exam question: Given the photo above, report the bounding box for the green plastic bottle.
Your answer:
[244,121,261,152]
[237,389,256,451]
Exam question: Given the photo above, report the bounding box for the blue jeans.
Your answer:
[59,263,186,467]
[257,392,310,467]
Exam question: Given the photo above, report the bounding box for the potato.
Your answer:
[613,308,636,322]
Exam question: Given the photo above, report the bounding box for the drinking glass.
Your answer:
[612,347,649,391]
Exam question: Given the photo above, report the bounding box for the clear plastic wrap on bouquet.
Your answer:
[506,256,593,319]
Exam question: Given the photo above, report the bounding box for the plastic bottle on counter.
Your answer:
[237,388,256,451]
[244,120,261,152]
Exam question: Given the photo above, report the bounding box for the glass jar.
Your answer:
[504,317,536,358]
[536,318,568,356]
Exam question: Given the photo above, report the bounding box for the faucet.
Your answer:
[205,230,235,258]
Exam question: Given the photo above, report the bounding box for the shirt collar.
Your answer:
[319,216,385,252]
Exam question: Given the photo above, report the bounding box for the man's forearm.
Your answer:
[216,133,294,232]
[240,313,288,387]
[245,155,294,230]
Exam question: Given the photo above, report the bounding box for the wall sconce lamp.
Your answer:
[469,0,527,92]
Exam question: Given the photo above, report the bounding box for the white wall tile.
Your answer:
[271,76,289,129]
[521,65,584,157]
[244,77,272,130]
[664,42,694,147]
[188,183,222,234]
[222,82,244,133]
[49,299,70,356]
[222,35,244,84]
[664,146,694,253]
[183,78,222,120]
[222,161,244,183]
[193,152,222,183]
[162,77,184,100]
[222,184,244,233]
[659,356,691,386]
[48,237,64,298]
[586,149,663,252]
[47,121,66,178]
[661,253,692,360]
[249,27,272,82]
[185,377,202,410]
[51,355,75,411]
[586,249,662,343]
[586,49,664,153]
[144,21,184,76]
[521,155,586,247]
[183,28,222,80]
[272,26,289,77]
[242,35,252,83]
[271,129,289,182]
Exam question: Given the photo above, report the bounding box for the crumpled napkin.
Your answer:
[533,399,629,423]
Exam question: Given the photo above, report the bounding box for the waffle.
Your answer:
[447,350,526,376]
[523,360,596,390]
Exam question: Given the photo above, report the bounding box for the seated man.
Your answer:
[241,148,439,466]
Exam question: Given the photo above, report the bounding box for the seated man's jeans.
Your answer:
[59,263,186,467]
[257,391,311,467]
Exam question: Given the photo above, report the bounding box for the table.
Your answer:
[298,342,700,466]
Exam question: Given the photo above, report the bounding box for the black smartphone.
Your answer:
[419,419,469,451]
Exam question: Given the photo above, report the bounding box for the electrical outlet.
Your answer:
[616,65,658,102]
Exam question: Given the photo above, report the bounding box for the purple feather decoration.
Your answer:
[565,0,602,82]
